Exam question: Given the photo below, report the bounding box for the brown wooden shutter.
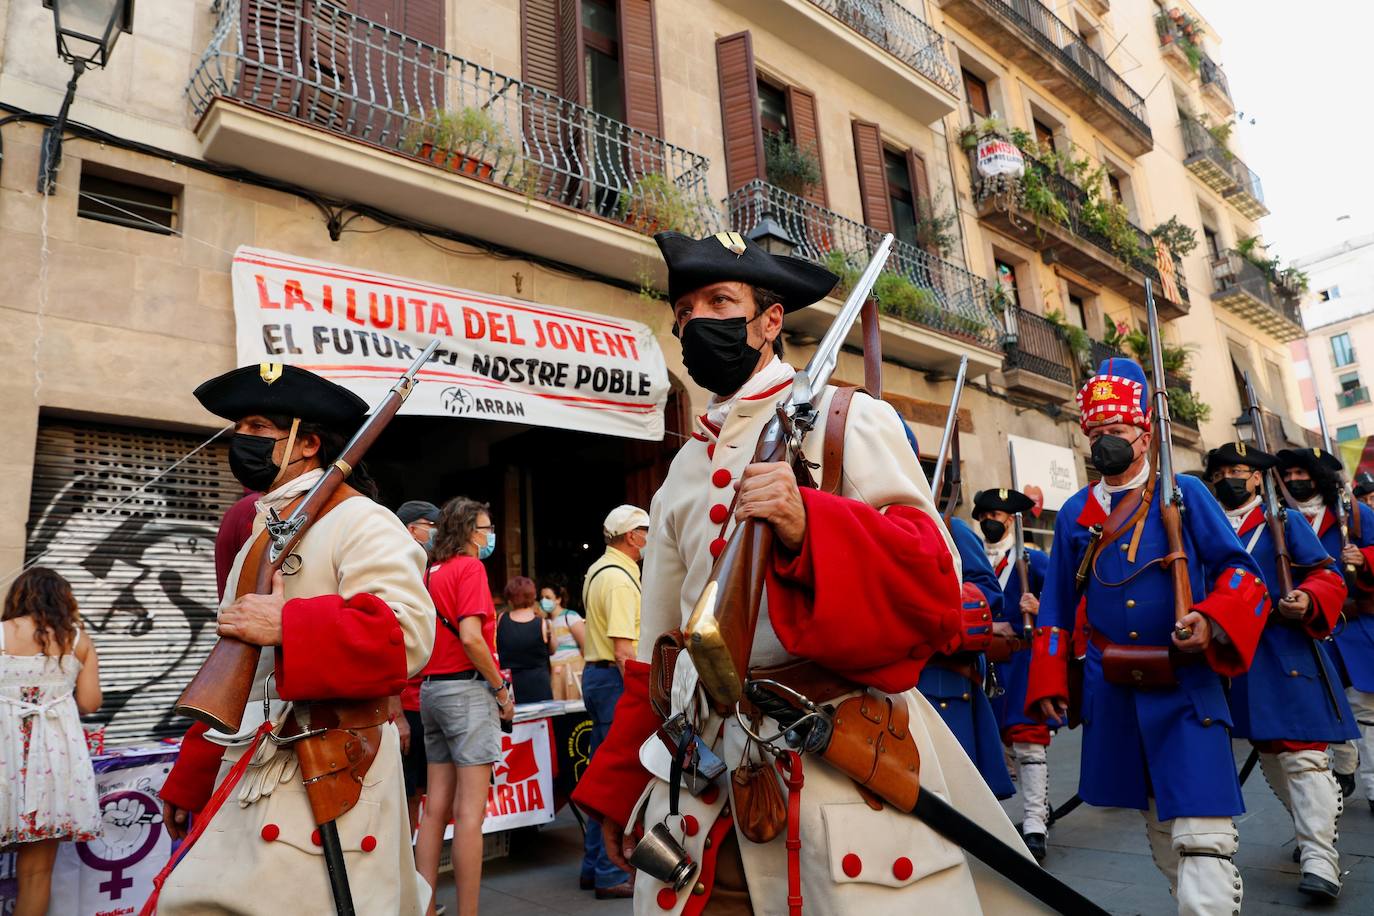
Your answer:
[907,149,934,251]
[716,31,766,192]
[559,0,586,105]
[852,119,892,232]
[521,0,563,93]
[239,0,300,115]
[785,85,826,207]
[619,0,663,136]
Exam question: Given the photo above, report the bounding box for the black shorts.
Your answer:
[402,708,427,796]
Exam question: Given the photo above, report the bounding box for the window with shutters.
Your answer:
[1033,118,1057,154]
[582,0,625,121]
[962,68,991,119]
[758,78,788,139]
[995,259,1022,310]
[885,148,919,247]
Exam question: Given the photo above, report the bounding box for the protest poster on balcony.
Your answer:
[975,135,1025,179]
[230,247,670,441]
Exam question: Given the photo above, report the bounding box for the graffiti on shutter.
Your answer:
[24,422,241,746]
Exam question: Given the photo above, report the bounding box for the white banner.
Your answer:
[231,247,670,441]
[1008,434,1081,512]
[482,719,556,833]
[976,135,1025,179]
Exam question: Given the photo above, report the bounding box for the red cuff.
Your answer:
[571,660,658,827]
[274,593,408,701]
[159,722,223,813]
[768,490,960,692]
[1024,625,1070,720]
[945,581,992,654]
[1298,567,1348,638]
[1196,567,1271,676]
[1356,547,1374,592]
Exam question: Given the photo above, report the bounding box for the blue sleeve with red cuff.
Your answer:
[948,517,1004,621]
[273,592,409,701]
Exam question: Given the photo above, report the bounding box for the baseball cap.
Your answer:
[396,500,440,526]
[603,504,650,539]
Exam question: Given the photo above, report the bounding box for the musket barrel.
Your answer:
[931,355,969,501]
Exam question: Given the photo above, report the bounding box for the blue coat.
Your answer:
[991,547,1050,734]
[1037,474,1267,821]
[1227,505,1357,743]
[1313,502,1374,691]
[918,517,1015,799]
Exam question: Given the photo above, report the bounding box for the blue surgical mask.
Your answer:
[478,531,496,560]
[539,598,555,612]
[424,531,435,552]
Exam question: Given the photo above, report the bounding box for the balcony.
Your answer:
[1001,307,1077,402]
[1155,14,1198,79]
[971,151,1190,319]
[726,180,1004,376]
[1210,255,1306,343]
[185,0,718,288]
[1199,55,1235,116]
[1084,339,1200,433]
[718,0,960,124]
[1179,118,1268,219]
[936,0,1152,155]
[1337,387,1371,409]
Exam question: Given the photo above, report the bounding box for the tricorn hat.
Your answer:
[195,363,368,431]
[1354,470,1374,497]
[972,487,1036,518]
[654,231,837,312]
[1276,447,1344,477]
[1204,441,1277,477]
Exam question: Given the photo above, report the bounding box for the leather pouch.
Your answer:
[822,691,920,812]
[731,759,787,844]
[983,635,1023,664]
[649,629,686,720]
[1100,644,1178,688]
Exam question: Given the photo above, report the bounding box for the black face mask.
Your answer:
[1286,479,1317,501]
[1090,433,1139,477]
[228,433,292,492]
[680,316,765,396]
[979,518,1007,543]
[1212,477,1253,510]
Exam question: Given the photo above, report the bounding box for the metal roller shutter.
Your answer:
[24,421,240,746]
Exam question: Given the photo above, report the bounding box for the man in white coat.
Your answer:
[149,364,436,915]
[572,231,1050,914]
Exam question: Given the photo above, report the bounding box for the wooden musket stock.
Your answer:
[175,341,441,732]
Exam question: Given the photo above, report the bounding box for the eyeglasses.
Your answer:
[475,524,496,531]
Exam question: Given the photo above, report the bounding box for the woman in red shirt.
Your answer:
[414,498,513,916]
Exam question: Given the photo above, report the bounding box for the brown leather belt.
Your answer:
[1086,627,1202,664]
[922,652,982,687]
[1087,627,1202,688]
[748,657,862,706]
[277,697,389,825]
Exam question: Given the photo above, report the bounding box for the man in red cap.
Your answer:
[572,231,1037,913]
[151,363,436,915]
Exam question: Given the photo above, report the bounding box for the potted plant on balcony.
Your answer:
[915,196,959,257]
[1156,8,1205,71]
[764,132,821,197]
[616,173,701,235]
[1276,267,1309,297]
[407,107,510,180]
[873,271,941,326]
[823,250,863,295]
[1044,309,1092,364]
[1150,216,1199,258]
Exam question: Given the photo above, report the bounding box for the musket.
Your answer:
[684,236,895,710]
[1008,440,1033,640]
[931,354,969,522]
[1316,396,1358,574]
[1246,372,1342,720]
[1145,280,1194,640]
[176,339,442,733]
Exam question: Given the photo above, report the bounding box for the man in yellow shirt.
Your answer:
[578,504,649,898]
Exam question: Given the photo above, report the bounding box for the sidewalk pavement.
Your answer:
[436,726,1374,914]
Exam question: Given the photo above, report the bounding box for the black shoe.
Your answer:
[1336,771,1356,798]
[1298,872,1341,901]
[1292,845,1301,863]
[580,876,594,891]
[1023,832,1047,862]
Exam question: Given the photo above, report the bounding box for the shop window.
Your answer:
[77,168,179,235]
[1332,332,1356,367]
[1337,423,1362,442]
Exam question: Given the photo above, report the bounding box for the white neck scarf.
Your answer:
[704,355,795,430]
[1296,494,1326,521]
[256,468,324,516]
[1093,460,1149,513]
[984,533,1014,565]
[1224,495,1261,532]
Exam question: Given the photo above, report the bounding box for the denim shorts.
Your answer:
[419,679,501,767]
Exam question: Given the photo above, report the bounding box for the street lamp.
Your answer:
[36,0,134,194]
[1233,411,1256,445]
[746,213,798,257]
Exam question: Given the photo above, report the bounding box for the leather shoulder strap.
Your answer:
[234,483,363,600]
[821,386,863,496]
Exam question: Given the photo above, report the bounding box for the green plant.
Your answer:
[635,262,666,308]
[1018,163,1069,225]
[1007,127,1033,152]
[1156,9,1205,71]
[1044,309,1091,361]
[764,132,821,196]
[823,250,863,295]
[873,271,940,324]
[616,174,700,234]
[1277,267,1310,296]
[408,107,509,157]
[1150,216,1199,258]
[1122,329,1195,376]
[1168,388,1212,424]
[915,198,959,256]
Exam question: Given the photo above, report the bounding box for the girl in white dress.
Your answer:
[1,567,103,916]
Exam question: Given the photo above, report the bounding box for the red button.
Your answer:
[261,823,280,842]
[709,538,726,559]
[683,815,699,837]
[707,443,716,459]
[311,829,322,847]
[657,888,678,910]
[892,856,913,881]
[842,853,862,878]
[700,784,720,805]
[712,469,732,488]
[709,504,729,524]
[361,835,377,853]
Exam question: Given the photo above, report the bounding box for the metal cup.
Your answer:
[629,821,698,892]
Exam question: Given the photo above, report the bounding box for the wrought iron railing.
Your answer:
[725,180,1000,348]
[1337,387,1371,410]
[1022,155,1189,305]
[1003,308,1075,386]
[1179,117,1264,207]
[187,0,719,236]
[1210,254,1304,327]
[1084,338,1197,427]
[805,0,960,94]
[1199,54,1232,106]
[974,0,1151,139]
